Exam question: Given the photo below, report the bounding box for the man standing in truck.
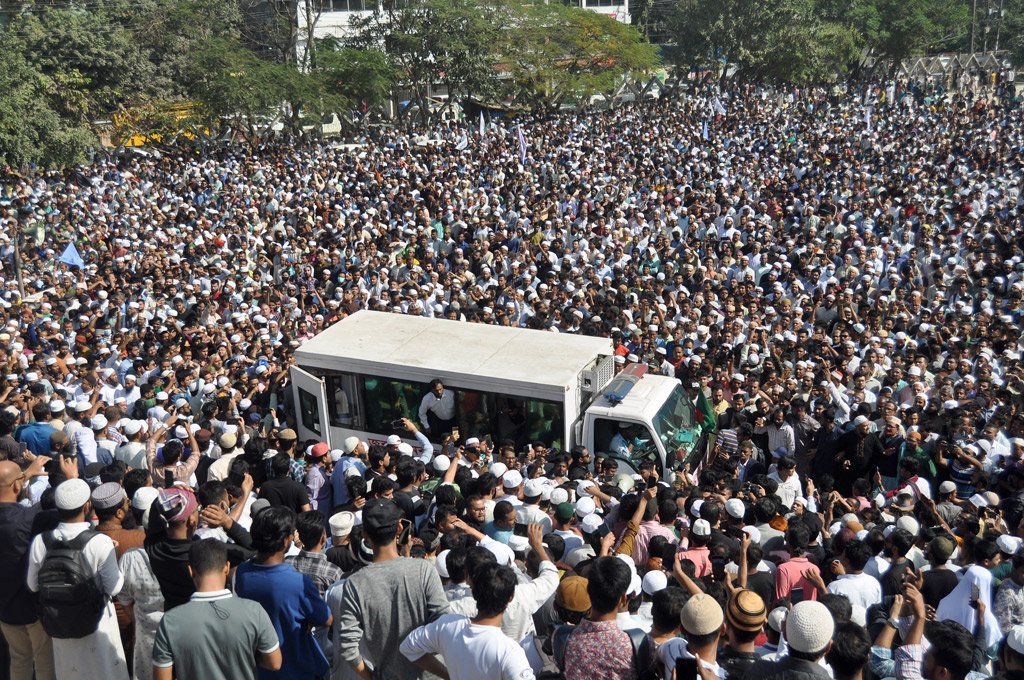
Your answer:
[419,379,457,437]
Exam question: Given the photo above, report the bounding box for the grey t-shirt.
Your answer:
[335,557,450,680]
[152,590,279,680]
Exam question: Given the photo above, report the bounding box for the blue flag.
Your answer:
[59,242,85,269]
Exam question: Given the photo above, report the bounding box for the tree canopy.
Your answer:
[665,0,973,82]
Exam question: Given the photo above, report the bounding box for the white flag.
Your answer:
[479,110,485,138]
[456,133,468,150]
[517,125,527,164]
[865,105,873,132]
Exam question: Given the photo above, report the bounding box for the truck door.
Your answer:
[290,366,331,447]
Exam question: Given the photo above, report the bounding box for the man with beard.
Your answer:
[835,415,883,496]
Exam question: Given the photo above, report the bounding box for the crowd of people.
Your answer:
[1,76,1024,680]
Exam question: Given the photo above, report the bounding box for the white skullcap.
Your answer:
[54,479,91,511]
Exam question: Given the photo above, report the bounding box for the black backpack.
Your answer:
[36,530,107,639]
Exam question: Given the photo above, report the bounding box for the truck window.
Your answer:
[457,390,494,442]
[357,375,565,448]
[362,375,429,434]
[298,387,322,435]
[594,417,658,470]
[652,388,698,450]
[524,400,563,450]
[326,374,355,427]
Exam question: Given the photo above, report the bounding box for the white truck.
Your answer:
[290,310,704,478]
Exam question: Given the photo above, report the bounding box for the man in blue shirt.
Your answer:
[16,402,55,456]
[483,500,516,545]
[235,507,332,680]
[330,436,367,512]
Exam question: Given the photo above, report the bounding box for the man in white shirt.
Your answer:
[448,522,560,643]
[823,540,882,610]
[515,479,553,533]
[768,456,802,510]
[115,375,142,412]
[401,562,535,680]
[418,379,456,437]
[26,479,128,679]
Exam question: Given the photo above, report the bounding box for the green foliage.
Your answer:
[350,0,659,120]
[317,42,398,108]
[869,0,969,65]
[0,32,94,168]
[666,0,971,82]
[500,2,660,110]
[348,0,509,123]
[0,0,662,162]
[185,37,292,141]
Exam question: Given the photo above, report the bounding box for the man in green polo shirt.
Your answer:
[152,539,281,680]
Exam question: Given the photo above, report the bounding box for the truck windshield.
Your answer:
[651,387,698,452]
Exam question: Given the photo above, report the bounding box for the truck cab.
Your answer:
[582,368,703,483]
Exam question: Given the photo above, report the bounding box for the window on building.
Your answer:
[326,0,366,11]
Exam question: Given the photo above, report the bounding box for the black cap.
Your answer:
[362,499,401,536]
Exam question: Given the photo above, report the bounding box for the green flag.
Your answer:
[696,391,717,436]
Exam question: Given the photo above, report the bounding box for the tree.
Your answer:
[667,0,971,82]
[9,0,165,123]
[667,0,794,78]
[0,30,94,168]
[317,41,398,110]
[501,2,660,111]
[348,0,506,125]
[869,0,969,67]
[740,0,862,84]
[186,37,293,144]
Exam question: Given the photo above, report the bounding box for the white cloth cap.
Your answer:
[725,498,745,519]
[580,513,603,533]
[642,570,668,595]
[132,486,161,511]
[575,497,597,517]
[435,550,451,578]
[54,479,91,511]
[786,601,835,654]
[550,488,570,506]
[502,470,523,489]
[524,478,546,498]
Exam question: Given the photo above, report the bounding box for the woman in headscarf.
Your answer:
[936,563,1002,652]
